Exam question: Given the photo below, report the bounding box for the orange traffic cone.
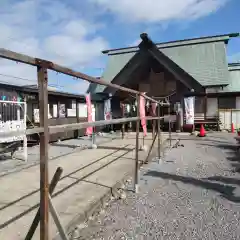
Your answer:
[198,124,206,137]
[231,123,235,133]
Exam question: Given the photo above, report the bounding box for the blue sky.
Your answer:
[0,0,239,94]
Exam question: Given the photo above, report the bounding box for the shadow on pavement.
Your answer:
[144,170,240,203]
[0,146,133,230]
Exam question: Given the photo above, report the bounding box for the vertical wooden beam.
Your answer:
[121,102,125,139]
[75,99,80,138]
[57,101,60,118]
[152,119,156,140]
[134,94,140,193]
[23,99,28,161]
[204,95,207,120]
[168,104,172,146]
[38,65,49,240]
[157,104,161,159]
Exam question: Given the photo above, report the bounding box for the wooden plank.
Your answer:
[0,127,43,138]
[0,117,162,138]
[49,116,164,134]
[0,48,37,66]
[134,94,140,193]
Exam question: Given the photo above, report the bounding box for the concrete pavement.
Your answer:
[0,133,118,177]
[0,132,168,239]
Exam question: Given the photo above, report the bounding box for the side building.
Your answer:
[0,82,105,143]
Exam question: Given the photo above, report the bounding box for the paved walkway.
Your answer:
[76,133,240,240]
[0,132,166,239]
[0,133,118,176]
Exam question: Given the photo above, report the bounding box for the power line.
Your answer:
[0,73,64,88]
[0,73,36,83]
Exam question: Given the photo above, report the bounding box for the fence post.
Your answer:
[134,94,140,193]
[157,103,161,160]
[37,64,50,240]
[152,119,156,140]
[23,101,28,161]
[121,103,125,139]
[168,104,172,147]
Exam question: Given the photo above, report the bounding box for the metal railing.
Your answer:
[0,47,170,240]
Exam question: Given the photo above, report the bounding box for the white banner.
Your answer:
[104,99,112,120]
[184,97,195,124]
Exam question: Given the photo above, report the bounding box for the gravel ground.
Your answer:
[74,133,240,240]
[0,132,118,176]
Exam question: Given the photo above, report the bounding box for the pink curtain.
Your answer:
[140,95,147,136]
[85,94,93,135]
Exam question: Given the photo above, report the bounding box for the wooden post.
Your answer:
[204,95,207,120]
[129,104,133,132]
[152,119,156,140]
[157,103,161,160]
[168,104,172,147]
[38,64,50,240]
[75,100,80,138]
[23,100,28,161]
[134,94,140,193]
[121,103,125,139]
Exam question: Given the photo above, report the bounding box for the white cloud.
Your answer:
[0,0,109,93]
[0,0,231,93]
[91,0,229,23]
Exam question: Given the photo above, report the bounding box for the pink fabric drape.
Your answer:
[85,94,93,135]
[151,102,157,116]
[140,95,147,136]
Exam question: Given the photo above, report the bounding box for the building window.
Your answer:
[218,97,236,109]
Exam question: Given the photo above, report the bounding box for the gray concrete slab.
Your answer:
[0,132,167,239]
[0,133,119,177]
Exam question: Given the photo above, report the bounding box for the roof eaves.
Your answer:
[0,82,86,99]
[229,66,240,71]
[139,33,204,92]
[228,62,240,71]
[103,32,239,55]
[102,51,147,95]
